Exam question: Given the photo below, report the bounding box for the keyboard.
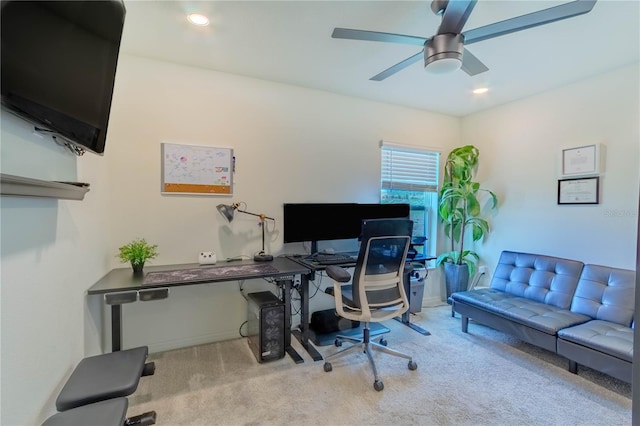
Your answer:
[314,254,356,265]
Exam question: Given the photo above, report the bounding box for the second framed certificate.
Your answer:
[558,176,599,205]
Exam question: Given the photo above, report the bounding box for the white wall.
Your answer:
[104,54,460,353]
[0,112,111,424]
[462,63,640,280]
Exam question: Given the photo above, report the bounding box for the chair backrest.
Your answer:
[351,218,413,312]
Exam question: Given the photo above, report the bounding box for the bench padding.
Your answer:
[56,347,148,411]
[43,397,127,426]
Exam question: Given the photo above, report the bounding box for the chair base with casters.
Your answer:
[323,322,417,391]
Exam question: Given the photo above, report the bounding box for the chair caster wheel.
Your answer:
[408,360,417,370]
[373,380,384,391]
[334,339,342,347]
[323,362,333,372]
[379,338,388,346]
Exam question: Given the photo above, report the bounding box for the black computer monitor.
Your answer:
[283,203,410,244]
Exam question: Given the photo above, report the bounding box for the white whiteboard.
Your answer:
[161,143,233,195]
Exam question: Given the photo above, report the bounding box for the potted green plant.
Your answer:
[436,145,498,299]
[117,238,159,274]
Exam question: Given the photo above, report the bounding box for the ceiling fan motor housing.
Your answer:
[424,33,464,73]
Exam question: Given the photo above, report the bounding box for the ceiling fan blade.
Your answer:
[463,0,597,45]
[332,28,426,46]
[370,51,424,81]
[438,0,477,35]
[460,48,489,76]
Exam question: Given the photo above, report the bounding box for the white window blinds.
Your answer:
[381,145,440,192]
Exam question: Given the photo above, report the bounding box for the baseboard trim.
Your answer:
[422,296,443,307]
[144,331,241,354]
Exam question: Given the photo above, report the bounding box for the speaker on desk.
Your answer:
[247,291,285,363]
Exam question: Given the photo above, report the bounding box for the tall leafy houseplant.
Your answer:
[437,145,497,298]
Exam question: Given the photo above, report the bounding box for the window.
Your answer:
[380,142,440,266]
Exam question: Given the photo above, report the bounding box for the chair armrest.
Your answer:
[325,265,351,283]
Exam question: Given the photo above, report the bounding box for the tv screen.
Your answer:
[283,203,410,244]
[1,0,125,155]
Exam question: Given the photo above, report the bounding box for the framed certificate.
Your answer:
[558,176,599,205]
[561,144,600,176]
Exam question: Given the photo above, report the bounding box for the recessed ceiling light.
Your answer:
[473,87,489,95]
[187,13,209,26]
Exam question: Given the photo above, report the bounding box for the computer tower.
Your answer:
[246,291,285,363]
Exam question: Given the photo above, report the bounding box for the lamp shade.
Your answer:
[216,203,236,222]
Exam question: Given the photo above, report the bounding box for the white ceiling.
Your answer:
[119,0,640,117]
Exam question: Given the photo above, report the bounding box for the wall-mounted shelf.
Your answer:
[0,173,90,200]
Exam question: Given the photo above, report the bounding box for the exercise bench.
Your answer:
[42,346,157,426]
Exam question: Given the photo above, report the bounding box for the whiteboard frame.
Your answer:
[161,142,233,196]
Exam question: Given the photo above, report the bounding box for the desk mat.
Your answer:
[143,263,280,285]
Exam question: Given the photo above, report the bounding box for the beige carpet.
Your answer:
[129,305,631,425]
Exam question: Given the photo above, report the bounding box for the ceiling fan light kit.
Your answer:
[332,0,597,81]
[424,34,464,74]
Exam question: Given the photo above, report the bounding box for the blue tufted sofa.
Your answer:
[451,251,635,383]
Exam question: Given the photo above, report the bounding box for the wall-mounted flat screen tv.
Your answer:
[1,0,126,155]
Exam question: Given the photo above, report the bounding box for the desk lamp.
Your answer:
[216,202,275,262]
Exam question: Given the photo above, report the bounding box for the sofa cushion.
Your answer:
[557,320,633,362]
[452,288,590,334]
[490,251,584,310]
[570,264,635,327]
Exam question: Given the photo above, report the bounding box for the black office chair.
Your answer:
[323,218,417,391]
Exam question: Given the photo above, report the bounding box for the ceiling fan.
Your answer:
[332,0,597,80]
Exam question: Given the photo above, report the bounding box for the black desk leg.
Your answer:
[280,278,304,364]
[394,270,431,336]
[111,304,122,352]
[104,291,137,352]
[394,316,431,335]
[291,273,323,361]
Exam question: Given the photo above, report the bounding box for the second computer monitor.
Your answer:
[282,203,410,244]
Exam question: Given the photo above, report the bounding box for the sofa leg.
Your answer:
[568,360,578,374]
[461,316,469,333]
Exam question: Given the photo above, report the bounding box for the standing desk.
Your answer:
[87,257,321,363]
